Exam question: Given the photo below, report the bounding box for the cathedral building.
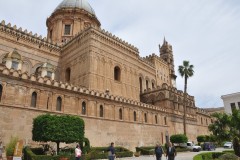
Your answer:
[0,0,212,150]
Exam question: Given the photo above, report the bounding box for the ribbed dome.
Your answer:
[54,0,96,15]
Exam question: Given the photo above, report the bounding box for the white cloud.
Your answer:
[0,0,239,108]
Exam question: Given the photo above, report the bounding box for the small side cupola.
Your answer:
[2,49,23,70]
[37,62,56,80]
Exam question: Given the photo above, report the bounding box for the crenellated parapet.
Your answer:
[144,53,168,65]
[196,108,211,116]
[139,82,200,121]
[138,53,170,69]
[60,27,91,50]
[98,28,139,53]
[140,83,195,108]
[61,27,139,56]
[0,64,167,113]
[138,57,155,68]
[0,20,61,52]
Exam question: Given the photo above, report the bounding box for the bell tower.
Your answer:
[160,38,177,87]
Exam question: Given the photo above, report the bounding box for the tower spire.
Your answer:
[163,36,166,44]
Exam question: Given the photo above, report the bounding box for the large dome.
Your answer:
[54,0,96,15]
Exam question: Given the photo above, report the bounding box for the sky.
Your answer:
[0,0,239,108]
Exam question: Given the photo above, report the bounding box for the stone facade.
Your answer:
[0,0,212,151]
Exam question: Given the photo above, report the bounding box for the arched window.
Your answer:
[35,67,40,75]
[152,82,155,89]
[64,24,71,35]
[155,115,158,124]
[11,61,19,70]
[119,108,123,120]
[65,68,71,83]
[0,84,3,102]
[82,102,86,115]
[144,113,147,123]
[49,30,53,40]
[47,71,52,78]
[31,92,37,108]
[100,105,104,117]
[56,97,62,111]
[47,96,49,109]
[134,111,137,122]
[146,80,149,89]
[206,119,208,125]
[201,117,203,124]
[139,77,142,93]
[164,117,167,125]
[114,66,121,81]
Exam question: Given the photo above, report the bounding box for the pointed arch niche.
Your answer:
[31,92,37,108]
[0,84,3,102]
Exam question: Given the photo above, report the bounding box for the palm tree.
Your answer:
[178,60,194,135]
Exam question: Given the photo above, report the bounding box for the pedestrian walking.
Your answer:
[108,142,115,160]
[75,144,82,160]
[166,143,177,160]
[155,143,165,160]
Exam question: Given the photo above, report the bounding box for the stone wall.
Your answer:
[0,104,210,151]
[0,66,211,151]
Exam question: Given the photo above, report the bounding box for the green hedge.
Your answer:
[89,146,133,159]
[81,137,91,154]
[31,147,45,155]
[170,134,188,144]
[24,146,133,160]
[193,152,225,160]
[136,146,189,156]
[136,146,155,155]
[87,150,107,159]
[24,146,76,160]
[223,150,234,154]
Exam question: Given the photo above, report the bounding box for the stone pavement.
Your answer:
[116,153,195,160]
[115,148,229,160]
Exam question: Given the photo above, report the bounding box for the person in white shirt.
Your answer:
[75,144,82,160]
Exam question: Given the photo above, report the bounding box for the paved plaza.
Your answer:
[116,148,229,160]
[1,148,230,160]
[116,152,198,160]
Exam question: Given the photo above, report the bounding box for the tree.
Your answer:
[178,60,194,135]
[32,114,85,154]
[233,137,240,157]
[197,135,206,143]
[205,135,210,142]
[208,112,231,143]
[170,134,188,144]
[209,135,217,142]
[229,109,240,138]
